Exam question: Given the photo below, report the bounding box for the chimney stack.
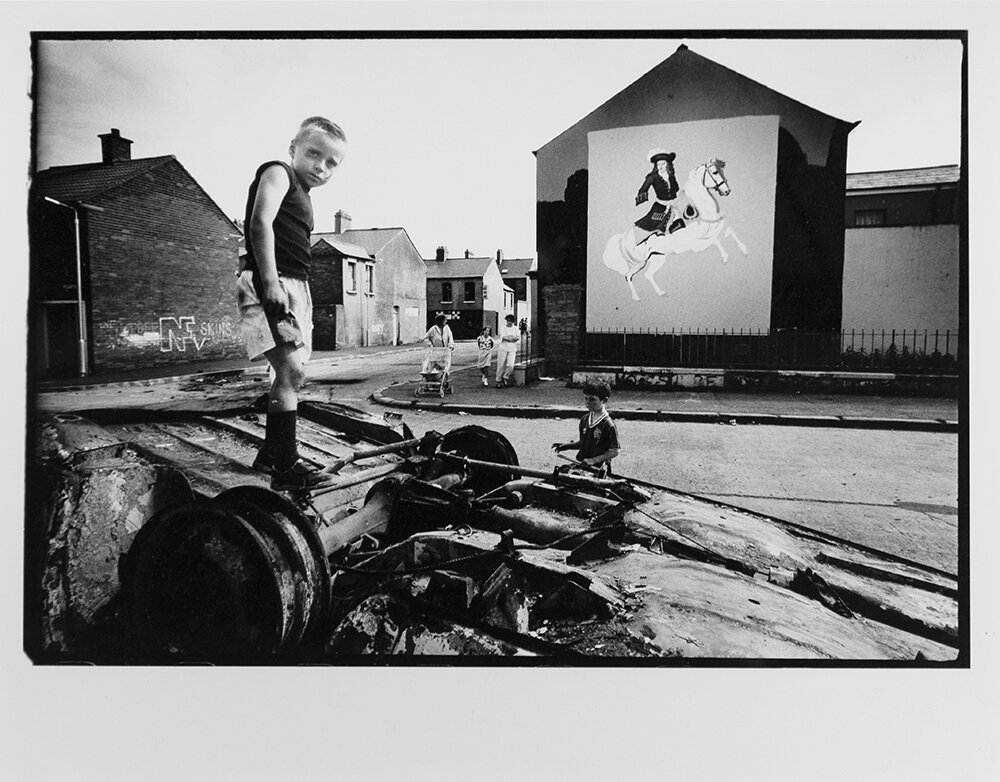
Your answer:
[435,246,448,263]
[496,249,504,264]
[334,210,352,235]
[98,128,133,165]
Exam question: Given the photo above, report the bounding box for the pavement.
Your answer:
[33,341,959,431]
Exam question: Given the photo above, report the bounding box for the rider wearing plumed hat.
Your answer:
[634,148,685,241]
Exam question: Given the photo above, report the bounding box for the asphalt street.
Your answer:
[32,341,960,573]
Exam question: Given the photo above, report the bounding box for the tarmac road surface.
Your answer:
[32,340,960,574]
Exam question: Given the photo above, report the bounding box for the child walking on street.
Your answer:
[237,116,347,490]
[495,314,520,388]
[476,326,495,386]
[551,380,621,476]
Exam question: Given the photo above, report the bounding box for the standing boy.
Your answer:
[495,314,520,388]
[551,380,621,475]
[237,116,347,490]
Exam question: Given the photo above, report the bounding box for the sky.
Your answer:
[32,34,963,261]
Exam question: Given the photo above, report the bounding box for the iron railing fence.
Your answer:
[514,328,540,364]
[578,328,959,374]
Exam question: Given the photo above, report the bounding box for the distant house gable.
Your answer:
[310,234,375,261]
[339,227,424,261]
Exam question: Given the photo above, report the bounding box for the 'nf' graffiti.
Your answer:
[160,316,207,352]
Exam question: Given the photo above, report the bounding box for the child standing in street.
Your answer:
[237,116,347,490]
[495,314,520,388]
[551,380,621,475]
[476,326,495,386]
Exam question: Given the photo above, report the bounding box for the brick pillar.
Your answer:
[542,283,584,375]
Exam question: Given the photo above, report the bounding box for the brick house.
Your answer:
[310,211,427,349]
[534,44,858,371]
[29,128,243,377]
[424,247,514,340]
[842,165,961,350]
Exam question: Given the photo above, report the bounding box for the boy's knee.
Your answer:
[274,360,306,390]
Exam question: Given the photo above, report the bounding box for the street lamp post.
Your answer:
[43,196,102,377]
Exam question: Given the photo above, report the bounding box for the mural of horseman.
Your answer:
[633,148,685,241]
[604,156,750,302]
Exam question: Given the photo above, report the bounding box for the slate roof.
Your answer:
[33,154,236,227]
[310,235,375,261]
[338,227,409,256]
[424,257,496,280]
[498,258,535,278]
[32,156,177,202]
[846,166,961,191]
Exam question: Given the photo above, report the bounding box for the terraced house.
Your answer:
[29,128,243,378]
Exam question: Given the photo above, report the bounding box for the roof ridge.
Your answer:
[39,154,175,174]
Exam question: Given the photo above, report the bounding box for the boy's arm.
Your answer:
[580,447,620,467]
[551,439,581,452]
[248,164,292,318]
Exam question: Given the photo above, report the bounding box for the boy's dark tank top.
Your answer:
[243,161,314,280]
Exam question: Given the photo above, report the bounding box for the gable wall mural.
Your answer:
[587,115,778,331]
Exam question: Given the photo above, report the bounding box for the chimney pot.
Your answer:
[98,127,133,164]
[334,210,352,234]
[464,249,472,259]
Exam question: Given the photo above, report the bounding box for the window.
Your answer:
[854,209,886,227]
[464,281,476,303]
[347,261,357,293]
[365,264,374,295]
[441,281,452,303]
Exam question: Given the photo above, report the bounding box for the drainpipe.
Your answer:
[43,197,103,377]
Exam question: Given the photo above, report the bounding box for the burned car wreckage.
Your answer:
[27,401,959,663]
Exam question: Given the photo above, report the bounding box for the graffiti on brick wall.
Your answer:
[159,317,234,352]
[115,318,234,352]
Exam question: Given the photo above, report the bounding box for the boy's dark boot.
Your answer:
[252,408,296,474]
[253,409,325,491]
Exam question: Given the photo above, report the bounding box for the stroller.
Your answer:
[415,346,454,397]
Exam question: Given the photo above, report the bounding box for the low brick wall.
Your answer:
[571,366,959,397]
[513,357,548,387]
[542,284,583,375]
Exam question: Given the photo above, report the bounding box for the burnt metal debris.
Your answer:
[26,401,960,663]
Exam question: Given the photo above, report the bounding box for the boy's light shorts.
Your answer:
[237,270,313,361]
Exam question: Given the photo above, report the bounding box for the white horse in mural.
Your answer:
[602,158,749,302]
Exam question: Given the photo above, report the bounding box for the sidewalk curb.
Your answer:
[371,387,958,432]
